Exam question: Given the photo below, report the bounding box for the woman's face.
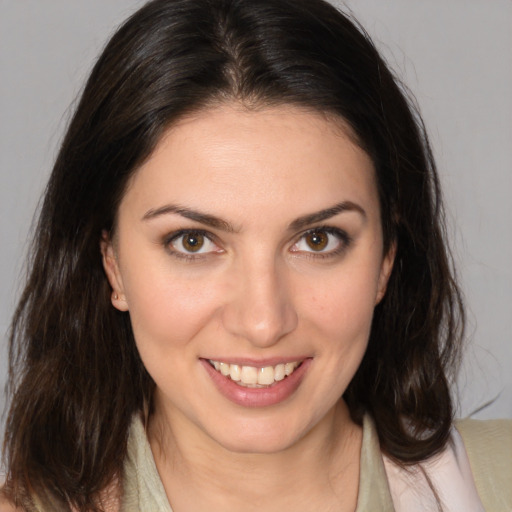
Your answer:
[102,104,394,453]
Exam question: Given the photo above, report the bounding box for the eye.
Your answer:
[168,230,220,256]
[290,227,350,255]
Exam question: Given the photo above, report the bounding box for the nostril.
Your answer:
[220,265,298,346]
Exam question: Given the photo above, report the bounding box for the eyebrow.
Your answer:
[142,200,366,233]
[288,201,366,231]
[142,204,237,232]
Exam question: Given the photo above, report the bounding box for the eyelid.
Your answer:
[164,228,222,260]
[290,225,352,257]
[162,225,351,261]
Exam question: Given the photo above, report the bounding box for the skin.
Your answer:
[0,499,22,512]
[102,103,395,512]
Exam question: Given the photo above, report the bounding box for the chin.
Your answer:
[203,414,313,455]
[215,431,298,455]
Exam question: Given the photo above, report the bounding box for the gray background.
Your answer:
[1,0,511,437]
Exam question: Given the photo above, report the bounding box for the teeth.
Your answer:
[258,366,275,385]
[240,365,258,384]
[274,363,285,381]
[285,362,295,376]
[230,364,241,382]
[219,362,230,376]
[209,360,301,387]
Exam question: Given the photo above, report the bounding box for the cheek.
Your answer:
[305,272,379,393]
[304,263,380,339]
[121,262,222,356]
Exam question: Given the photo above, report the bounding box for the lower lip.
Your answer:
[201,358,311,408]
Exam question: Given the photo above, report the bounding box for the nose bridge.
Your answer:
[222,251,298,347]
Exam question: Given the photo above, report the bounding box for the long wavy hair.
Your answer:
[2,0,464,509]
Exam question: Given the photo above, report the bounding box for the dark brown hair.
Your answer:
[2,0,464,509]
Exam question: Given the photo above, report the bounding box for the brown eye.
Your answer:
[168,229,224,260]
[304,231,328,251]
[168,230,221,258]
[290,228,349,256]
[181,232,205,252]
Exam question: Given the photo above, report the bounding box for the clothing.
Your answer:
[121,414,511,511]
[456,418,512,511]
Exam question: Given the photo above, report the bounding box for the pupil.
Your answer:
[307,231,328,251]
[183,233,204,252]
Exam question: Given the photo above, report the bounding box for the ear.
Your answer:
[375,242,396,305]
[100,230,129,312]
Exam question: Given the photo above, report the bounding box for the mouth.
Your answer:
[208,359,303,388]
[202,357,311,407]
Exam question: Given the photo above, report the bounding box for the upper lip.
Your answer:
[202,356,310,367]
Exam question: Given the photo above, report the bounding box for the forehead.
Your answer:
[119,103,378,225]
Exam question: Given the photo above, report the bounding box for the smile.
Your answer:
[208,360,302,387]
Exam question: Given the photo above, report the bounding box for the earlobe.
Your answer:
[376,242,396,305]
[100,230,129,312]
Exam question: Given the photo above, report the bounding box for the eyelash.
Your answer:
[163,226,352,262]
[164,229,220,261]
[291,226,352,260]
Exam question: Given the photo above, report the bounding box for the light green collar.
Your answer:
[123,414,395,512]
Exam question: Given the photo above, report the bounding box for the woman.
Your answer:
[1,0,510,510]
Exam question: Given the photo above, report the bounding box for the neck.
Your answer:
[148,399,362,512]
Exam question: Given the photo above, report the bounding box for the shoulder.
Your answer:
[0,504,18,512]
[0,483,121,512]
[383,423,485,512]
[0,486,24,512]
[383,419,512,512]
[0,495,21,512]
[455,416,511,441]
[0,484,13,512]
[455,418,512,510]
[455,417,512,464]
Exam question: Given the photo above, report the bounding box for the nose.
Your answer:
[221,256,298,348]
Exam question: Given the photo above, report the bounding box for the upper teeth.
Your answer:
[209,360,301,387]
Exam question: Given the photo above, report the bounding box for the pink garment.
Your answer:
[383,427,484,511]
